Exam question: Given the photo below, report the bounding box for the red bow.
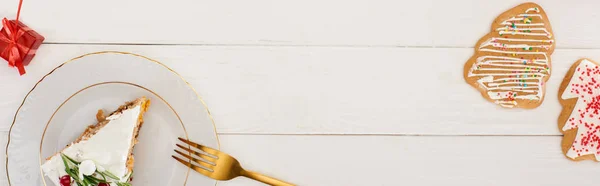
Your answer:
[0,18,29,75]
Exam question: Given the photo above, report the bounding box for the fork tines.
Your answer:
[173,137,219,173]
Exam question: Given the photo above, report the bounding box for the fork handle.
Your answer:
[241,170,295,186]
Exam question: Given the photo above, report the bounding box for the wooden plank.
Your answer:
[0,0,596,47]
[215,134,594,186]
[1,44,600,135]
[3,133,597,185]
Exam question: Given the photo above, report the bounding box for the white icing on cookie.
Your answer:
[466,5,554,108]
[561,59,600,160]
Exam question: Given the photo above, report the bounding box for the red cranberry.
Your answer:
[59,175,71,186]
[98,183,109,186]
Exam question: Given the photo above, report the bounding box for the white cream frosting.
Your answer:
[41,105,141,185]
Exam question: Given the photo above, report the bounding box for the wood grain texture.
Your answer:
[1,0,599,185]
[3,44,600,135]
[0,0,596,48]
[4,133,599,185]
[213,134,597,186]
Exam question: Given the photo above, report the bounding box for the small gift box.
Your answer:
[0,18,44,75]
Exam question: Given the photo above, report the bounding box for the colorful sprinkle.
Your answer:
[466,7,553,108]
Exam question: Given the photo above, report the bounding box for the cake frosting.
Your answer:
[41,105,141,186]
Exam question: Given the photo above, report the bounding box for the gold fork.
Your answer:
[173,137,295,186]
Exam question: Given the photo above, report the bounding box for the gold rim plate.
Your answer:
[5,51,220,186]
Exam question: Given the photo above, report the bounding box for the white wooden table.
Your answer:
[2,0,600,185]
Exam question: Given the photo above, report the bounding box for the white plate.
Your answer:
[5,52,219,186]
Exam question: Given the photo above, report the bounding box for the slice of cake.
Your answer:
[41,97,150,186]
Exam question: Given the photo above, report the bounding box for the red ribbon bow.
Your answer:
[0,18,29,75]
[1,0,28,75]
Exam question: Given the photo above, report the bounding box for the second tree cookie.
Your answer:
[464,2,555,108]
[558,59,600,161]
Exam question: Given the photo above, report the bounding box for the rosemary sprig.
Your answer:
[85,175,104,183]
[98,170,120,180]
[62,154,80,164]
[59,154,133,186]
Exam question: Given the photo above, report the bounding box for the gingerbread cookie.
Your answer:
[558,59,600,161]
[464,3,555,108]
